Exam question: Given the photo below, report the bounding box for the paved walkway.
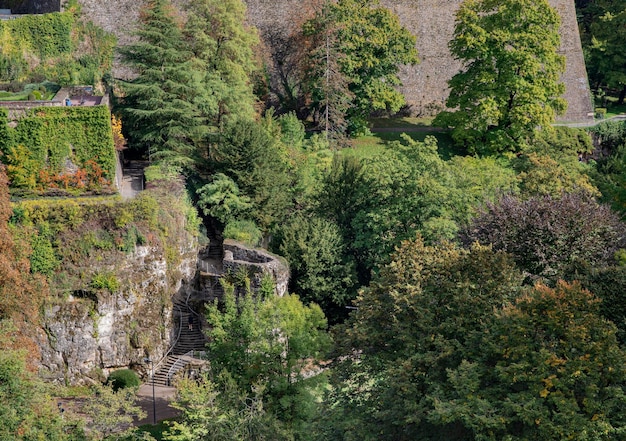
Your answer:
[135,383,180,425]
[120,161,147,200]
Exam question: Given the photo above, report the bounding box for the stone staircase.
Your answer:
[150,301,208,386]
[149,222,225,387]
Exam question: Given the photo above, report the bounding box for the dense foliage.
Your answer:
[0,106,117,193]
[320,238,626,440]
[460,193,626,282]
[163,280,330,438]
[576,0,626,102]
[435,0,566,154]
[5,1,626,439]
[0,7,114,85]
[301,0,418,134]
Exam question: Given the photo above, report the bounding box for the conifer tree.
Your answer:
[119,0,201,168]
[184,0,259,136]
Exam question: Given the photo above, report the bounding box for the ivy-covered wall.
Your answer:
[1,105,117,192]
[0,8,114,84]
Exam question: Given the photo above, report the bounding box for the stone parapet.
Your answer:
[223,240,290,297]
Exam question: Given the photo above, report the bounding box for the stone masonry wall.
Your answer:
[245,0,594,122]
[76,0,593,121]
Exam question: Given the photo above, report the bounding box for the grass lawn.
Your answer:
[604,101,626,119]
[345,130,462,160]
[369,116,435,128]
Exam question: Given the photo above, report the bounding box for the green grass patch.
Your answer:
[605,101,626,119]
[346,131,460,160]
[369,116,435,128]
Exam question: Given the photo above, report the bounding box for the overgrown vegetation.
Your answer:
[0,6,115,85]
[3,0,626,439]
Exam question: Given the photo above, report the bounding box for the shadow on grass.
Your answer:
[346,131,466,161]
[137,419,175,440]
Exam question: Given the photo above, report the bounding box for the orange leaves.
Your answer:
[111,114,127,152]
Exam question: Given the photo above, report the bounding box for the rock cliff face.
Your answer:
[39,240,197,385]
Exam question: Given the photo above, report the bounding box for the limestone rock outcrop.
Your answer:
[39,242,197,384]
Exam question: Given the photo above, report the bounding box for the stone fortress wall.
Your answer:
[39,0,593,122]
[244,0,594,121]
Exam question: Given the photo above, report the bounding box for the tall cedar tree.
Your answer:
[211,119,291,231]
[119,0,201,168]
[436,0,566,154]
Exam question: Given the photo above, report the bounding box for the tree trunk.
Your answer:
[618,85,626,105]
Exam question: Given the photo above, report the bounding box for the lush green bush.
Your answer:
[0,10,114,84]
[107,369,140,391]
[90,272,120,293]
[223,219,262,247]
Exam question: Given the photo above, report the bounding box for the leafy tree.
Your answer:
[303,0,418,134]
[428,281,626,440]
[325,237,626,439]
[435,0,566,154]
[0,322,86,440]
[350,135,456,275]
[593,144,626,215]
[205,281,330,432]
[513,127,599,198]
[580,1,626,102]
[460,193,626,282]
[164,372,292,441]
[324,238,523,440]
[276,214,357,323]
[82,383,146,440]
[301,4,353,136]
[119,0,201,168]
[0,167,47,363]
[571,264,626,344]
[445,155,519,225]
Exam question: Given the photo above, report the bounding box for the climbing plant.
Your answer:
[0,8,114,84]
[1,106,116,191]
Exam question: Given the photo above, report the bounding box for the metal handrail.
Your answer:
[150,303,184,380]
[166,350,194,386]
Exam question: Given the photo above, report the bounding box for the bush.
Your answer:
[223,219,262,247]
[90,272,120,293]
[107,369,140,391]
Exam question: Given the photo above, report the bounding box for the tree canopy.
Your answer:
[322,237,626,440]
[435,0,567,154]
[301,0,418,135]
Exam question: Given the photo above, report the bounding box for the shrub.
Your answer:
[223,219,262,247]
[90,272,120,293]
[107,369,140,391]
